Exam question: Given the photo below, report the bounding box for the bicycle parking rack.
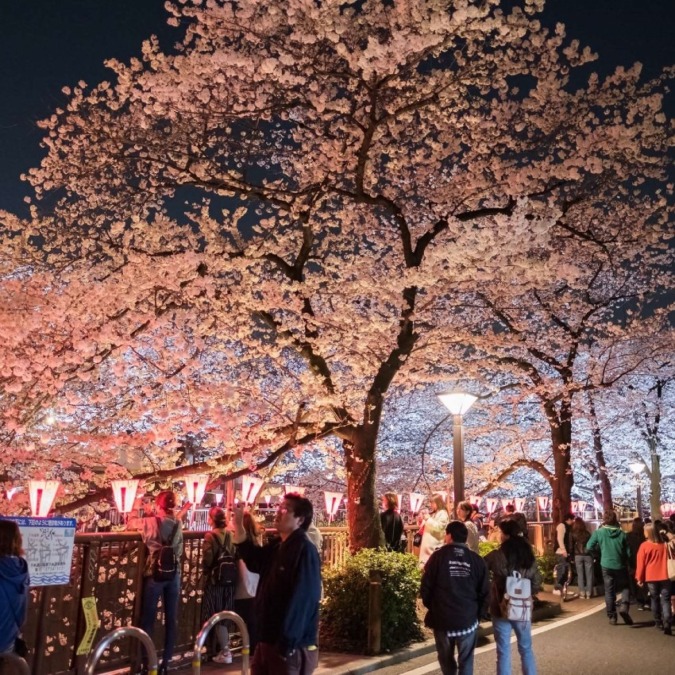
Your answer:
[85,626,159,675]
[192,610,250,675]
[0,651,30,675]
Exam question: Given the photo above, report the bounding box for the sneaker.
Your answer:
[619,610,633,626]
[665,625,672,636]
[552,589,561,595]
[609,615,617,625]
[213,651,233,665]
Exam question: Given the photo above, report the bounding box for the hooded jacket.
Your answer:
[586,525,630,570]
[0,555,30,653]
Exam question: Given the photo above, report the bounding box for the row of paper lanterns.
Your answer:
[22,479,675,519]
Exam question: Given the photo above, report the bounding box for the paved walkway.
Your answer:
[171,590,580,675]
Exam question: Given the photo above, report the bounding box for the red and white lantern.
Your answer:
[536,496,549,511]
[284,484,306,496]
[409,492,425,514]
[28,480,60,517]
[486,498,499,514]
[241,476,264,505]
[111,479,140,514]
[514,497,526,512]
[324,491,343,523]
[185,474,210,505]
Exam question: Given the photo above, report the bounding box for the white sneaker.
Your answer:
[552,589,561,595]
[213,651,233,664]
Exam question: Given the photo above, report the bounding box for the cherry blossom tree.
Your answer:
[2,0,671,546]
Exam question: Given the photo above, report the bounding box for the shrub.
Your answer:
[536,552,557,584]
[320,549,423,653]
[478,540,500,557]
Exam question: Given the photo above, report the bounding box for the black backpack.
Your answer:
[153,518,179,582]
[210,531,237,586]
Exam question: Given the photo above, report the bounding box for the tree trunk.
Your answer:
[588,394,613,511]
[547,400,573,524]
[649,443,661,520]
[344,392,387,551]
[344,430,383,552]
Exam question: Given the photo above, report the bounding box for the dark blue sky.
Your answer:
[1,0,673,216]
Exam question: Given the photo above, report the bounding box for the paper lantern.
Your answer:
[514,497,526,512]
[7,487,19,500]
[485,498,499,514]
[536,496,549,511]
[185,474,210,505]
[213,492,224,504]
[435,491,448,503]
[241,476,264,505]
[324,491,343,523]
[409,492,425,514]
[111,479,140,514]
[284,484,306,496]
[264,495,271,506]
[396,494,403,510]
[571,500,578,513]
[577,500,588,514]
[466,495,479,507]
[500,498,513,510]
[29,480,60,517]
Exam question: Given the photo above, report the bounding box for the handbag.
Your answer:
[667,544,675,582]
[235,557,260,600]
[413,531,423,548]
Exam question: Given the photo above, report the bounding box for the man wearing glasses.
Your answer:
[233,493,322,674]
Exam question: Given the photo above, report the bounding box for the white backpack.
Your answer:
[503,570,532,622]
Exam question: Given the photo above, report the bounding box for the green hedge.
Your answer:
[320,549,423,653]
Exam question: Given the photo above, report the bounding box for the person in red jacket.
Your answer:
[635,522,672,635]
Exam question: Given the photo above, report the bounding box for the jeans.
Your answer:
[433,628,477,675]
[601,567,629,618]
[574,555,594,596]
[492,618,537,675]
[647,581,672,627]
[554,555,569,588]
[139,573,181,668]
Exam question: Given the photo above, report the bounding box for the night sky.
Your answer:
[1,0,673,216]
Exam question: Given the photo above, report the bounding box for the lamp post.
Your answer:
[437,392,477,509]
[629,462,645,518]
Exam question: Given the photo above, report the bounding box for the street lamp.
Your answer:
[437,391,477,508]
[629,462,645,518]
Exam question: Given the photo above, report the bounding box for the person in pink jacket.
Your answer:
[635,522,671,635]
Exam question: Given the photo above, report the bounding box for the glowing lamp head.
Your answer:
[437,392,477,416]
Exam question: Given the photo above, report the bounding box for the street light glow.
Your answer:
[437,392,478,416]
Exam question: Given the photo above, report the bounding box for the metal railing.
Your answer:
[85,627,158,675]
[192,611,250,675]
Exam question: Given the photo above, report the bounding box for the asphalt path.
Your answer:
[377,602,673,675]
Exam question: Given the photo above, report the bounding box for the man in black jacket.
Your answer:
[234,494,321,675]
[421,520,489,675]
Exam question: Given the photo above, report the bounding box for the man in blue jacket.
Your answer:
[421,520,489,675]
[0,519,30,656]
[234,494,321,675]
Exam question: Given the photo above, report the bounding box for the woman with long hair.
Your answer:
[485,520,541,675]
[0,520,30,657]
[201,506,236,664]
[419,494,450,567]
[137,490,188,675]
[636,522,672,635]
[570,517,593,599]
[380,492,405,552]
[234,511,263,656]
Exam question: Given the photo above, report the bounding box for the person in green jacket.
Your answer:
[586,510,632,626]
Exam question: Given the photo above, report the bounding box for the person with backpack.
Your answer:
[0,520,30,659]
[137,490,188,675]
[485,520,541,675]
[201,506,237,664]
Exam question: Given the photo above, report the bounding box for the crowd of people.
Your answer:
[2,492,674,675]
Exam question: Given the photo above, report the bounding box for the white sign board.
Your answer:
[3,516,76,586]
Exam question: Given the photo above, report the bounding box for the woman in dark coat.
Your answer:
[0,520,30,657]
[380,493,405,552]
